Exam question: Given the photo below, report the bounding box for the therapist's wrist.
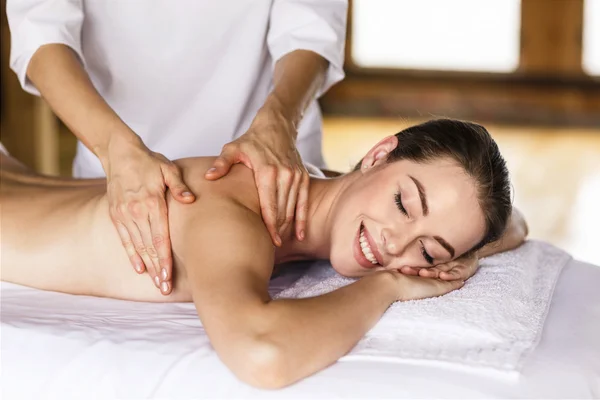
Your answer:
[95,129,145,172]
[256,97,299,141]
[263,94,300,124]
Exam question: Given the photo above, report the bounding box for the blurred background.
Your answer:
[1,0,599,264]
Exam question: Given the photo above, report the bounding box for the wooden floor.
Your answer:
[322,117,600,266]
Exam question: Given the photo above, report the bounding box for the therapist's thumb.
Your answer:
[164,168,195,203]
[205,154,234,180]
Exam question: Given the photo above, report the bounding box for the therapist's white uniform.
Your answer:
[8,0,346,178]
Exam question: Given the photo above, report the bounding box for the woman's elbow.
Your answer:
[510,208,529,244]
[227,339,293,389]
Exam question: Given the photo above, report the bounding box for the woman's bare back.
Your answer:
[0,153,263,302]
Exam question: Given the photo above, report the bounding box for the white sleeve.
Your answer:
[7,0,84,96]
[267,0,347,97]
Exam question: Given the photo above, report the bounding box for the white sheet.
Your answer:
[1,254,599,399]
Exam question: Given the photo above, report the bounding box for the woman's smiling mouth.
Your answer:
[354,222,383,268]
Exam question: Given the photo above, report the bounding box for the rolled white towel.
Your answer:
[274,240,570,378]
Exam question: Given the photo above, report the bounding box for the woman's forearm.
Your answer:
[478,208,529,258]
[27,44,140,167]
[245,273,397,388]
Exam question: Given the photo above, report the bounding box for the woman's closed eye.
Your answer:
[395,193,433,264]
[394,192,408,216]
[420,240,434,265]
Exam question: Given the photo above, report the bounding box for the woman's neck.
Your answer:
[276,172,360,263]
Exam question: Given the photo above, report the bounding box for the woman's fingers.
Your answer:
[395,273,465,301]
[399,266,421,276]
[439,270,460,281]
[438,256,479,281]
[418,267,440,278]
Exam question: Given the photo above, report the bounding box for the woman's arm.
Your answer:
[404,208,529,281]
[170,192,462,389]
[478,207,529,258]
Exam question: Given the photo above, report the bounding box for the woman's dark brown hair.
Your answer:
[356,118,512,254]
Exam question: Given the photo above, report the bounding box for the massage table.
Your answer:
[1,246,599,399]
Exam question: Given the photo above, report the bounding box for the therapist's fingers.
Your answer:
[295,171,310,241]
[205,144,237,180]
[282,167,302,235]
[148,197,173,295]
[113,219,145,274]
[257,165,281,246]
[133,214,162,290]
[275,166,294,233]
[125,219,160,288]
[162,163,195,204]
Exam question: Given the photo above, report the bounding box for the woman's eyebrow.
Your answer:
[408,175,428,216]
[434,236,455,258]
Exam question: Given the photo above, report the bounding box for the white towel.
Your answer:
[274,240,570,378]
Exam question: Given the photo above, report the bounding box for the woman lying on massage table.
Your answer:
[1,119,527,389]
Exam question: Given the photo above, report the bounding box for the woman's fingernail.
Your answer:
[161,268,168,281]
[206,167,217,173]
[154,276,160,288]
[299,230,305,240]
[134,263,143,273]
[182,191,192,197]
[161,281,169,294]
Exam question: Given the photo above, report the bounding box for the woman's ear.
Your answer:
[360,135,399,171]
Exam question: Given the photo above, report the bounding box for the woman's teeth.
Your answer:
[359,227,379,265]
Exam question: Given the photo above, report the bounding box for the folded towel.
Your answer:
[274,240,570,378]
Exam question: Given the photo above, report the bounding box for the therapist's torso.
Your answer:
[74,1,326,177]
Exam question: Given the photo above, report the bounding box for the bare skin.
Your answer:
[0,138,527,388]
[28,45,327,291]
[1,155,235,302]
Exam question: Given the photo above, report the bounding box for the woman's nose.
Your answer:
[382,228,405,256]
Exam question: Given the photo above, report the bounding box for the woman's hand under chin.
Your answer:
[397,252,480,282]
[384,270,465,302]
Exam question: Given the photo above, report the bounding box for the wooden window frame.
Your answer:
[321,0,600,127]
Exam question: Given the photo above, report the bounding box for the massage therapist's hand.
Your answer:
[385,270,465,302]
[398,252,480,282]
[205,106,308,247]
[103,135,195,294]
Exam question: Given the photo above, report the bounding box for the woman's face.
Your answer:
[329,136,486,277]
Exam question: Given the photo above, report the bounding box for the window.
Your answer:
[351,0,521,72]
[583,0,600,76]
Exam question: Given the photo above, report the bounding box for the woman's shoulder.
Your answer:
[173,156,261,214]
